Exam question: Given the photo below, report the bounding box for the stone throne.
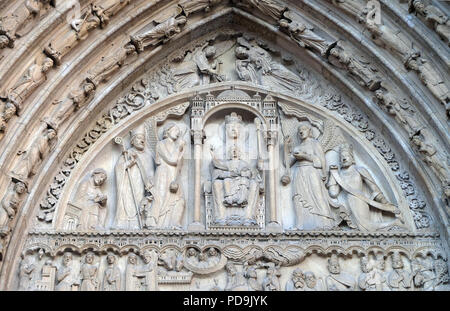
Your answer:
[190,88,279,231]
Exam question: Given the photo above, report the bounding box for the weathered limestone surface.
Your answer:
[0,0,448,291]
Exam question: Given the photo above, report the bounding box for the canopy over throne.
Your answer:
[191,88,278,230]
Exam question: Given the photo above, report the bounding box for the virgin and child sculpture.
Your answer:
[208,112,263,226]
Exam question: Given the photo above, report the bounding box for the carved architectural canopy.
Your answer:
[0,0,448,291]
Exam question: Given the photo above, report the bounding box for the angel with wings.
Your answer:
[140,120,186,229]
[283,122,336,230]
[280,111,349,230]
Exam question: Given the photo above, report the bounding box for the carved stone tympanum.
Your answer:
[0,1,448,291]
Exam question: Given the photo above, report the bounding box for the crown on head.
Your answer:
[225,112,243,125]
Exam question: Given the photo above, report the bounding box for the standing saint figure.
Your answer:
[12,126,57,179]
[73,169,108,231]
[328,144,404,231]
[125,253,141,291]
[142,123,185,229]
[80,252,99,291]
[56,252,79,291]
[388,252,412,291]
[103,254,121,291]
[287,123,335,230]
[262,267,281,291]
[115,131,153,230]
[325,254,356,291]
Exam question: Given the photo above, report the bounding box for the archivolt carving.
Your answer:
[0,0,55,49]
[0,0,448,291]
[28,30,433,234]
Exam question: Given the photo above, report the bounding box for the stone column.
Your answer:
[266,129,281,231]
[189,129,205,230]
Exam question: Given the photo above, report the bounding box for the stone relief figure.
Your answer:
[0,180,26,228]
[92,0,131,28]
[130,250,158,291]
[432,258,449,290]
[193,43,225,85]
[162,41,227,94]
[206,248,220,266]
[328,144,404,231]
[303,271,324,291]
[183,246,227,275]
[103,254,121,291]
[70,6,101,41]
[1,57,53,114]
[80,252,99,291]
[246,266,261,291]
[412,257,449,291]
[0,57,52,136]
[179,0,223,16]
[285,268,305,291]
[71,169,107,231]
[232,0,287,22]
[365,5,418,63]
[115,131,153,230]
[410,135,449,183]
[262,266,281,291]
[12,126,57,180]
[409,0,450,46]
[125,253,141,290]
[185,248,199,267]
[49,81,96,129]
[388,252,412,291]
[18,255,36,291]
[286,123,335,230]
[405,57,450,107]
[358,256,374,291]
[367,255,390,291]
[374,90,424,137]
[44,7,100,65]
[130,15,187,53]
[330,0,366,22]
[209,113,262,226]
[225,262,248,290]
[279,11,336,57]
[325,254,355,291]
[235,46,259,84]
[0,102,17,137]
[56,252,79,291]
[328,45,381,91]
[141,122,186,229]
[235,37,303,93]
[86,44,136,88]
[0,0,52,48]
